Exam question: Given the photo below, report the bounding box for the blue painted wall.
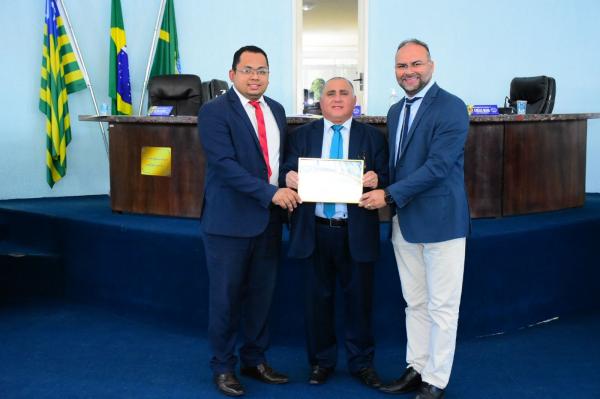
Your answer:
[368,0,600,193]
[1,0,598,199]
[0,0,294,199]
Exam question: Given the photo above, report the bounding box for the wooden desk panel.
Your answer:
[464,124,504,218]
[109,122,205,218]
[81,113,599,219]
[502,120,586,215]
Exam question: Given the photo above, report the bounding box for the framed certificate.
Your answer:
[298,158,364,203]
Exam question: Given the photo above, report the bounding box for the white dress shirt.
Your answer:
[233,87,280,185]
[314,117,352,219]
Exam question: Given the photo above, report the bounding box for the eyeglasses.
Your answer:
[236,67,270,76]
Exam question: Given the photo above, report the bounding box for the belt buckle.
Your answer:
[329,218,341,228]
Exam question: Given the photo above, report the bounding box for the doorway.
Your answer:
[293,0,368,115]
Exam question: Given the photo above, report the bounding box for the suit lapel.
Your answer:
[227,89,261,151]
[399,83,440,159]
[309,119,325,158]
[348,120,363,160]
[388,101,403,177]
[265,96,286,163]
[265,96,286,133]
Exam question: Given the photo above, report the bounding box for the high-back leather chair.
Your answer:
[201,81,212,104]
[198,79,228,105]
[208,79,229,99]
[147,74,203,116]
[509,76,556,114]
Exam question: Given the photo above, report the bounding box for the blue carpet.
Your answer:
[0,301,599,398]
[2,194,600,340]
[2,195,600,397]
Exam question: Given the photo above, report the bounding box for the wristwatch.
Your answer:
[383,189,395,205]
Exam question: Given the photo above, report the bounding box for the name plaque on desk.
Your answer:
[141,146,172,177]
[468,104,499,115]
[148,105,173,116]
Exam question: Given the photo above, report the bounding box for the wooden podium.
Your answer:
[81,113,600,219]
[81,115,204,218]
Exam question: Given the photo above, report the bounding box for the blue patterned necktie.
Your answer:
[324,124,343,219]
[396,97,421,164]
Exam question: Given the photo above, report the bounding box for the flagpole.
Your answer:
[57,0,109,158]
[138,0,167,115]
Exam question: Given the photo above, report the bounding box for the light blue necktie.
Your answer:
[324,124,343,219]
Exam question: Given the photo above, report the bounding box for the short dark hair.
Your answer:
[397,38,431,59]
[231,45,269,70]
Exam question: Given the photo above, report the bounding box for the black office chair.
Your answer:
[198,79,229,104]
[208,79,229,98]
[201,81,212,104]
[147,74,203,116]
[508,76,556,114]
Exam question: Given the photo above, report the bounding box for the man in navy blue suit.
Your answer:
[360,39,470,399]
[198,45,301,397]
[281,77,388,388]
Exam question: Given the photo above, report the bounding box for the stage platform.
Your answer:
[2,194,600,343]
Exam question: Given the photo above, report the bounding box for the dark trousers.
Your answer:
[203,209,282,374]
[305,222,375,373]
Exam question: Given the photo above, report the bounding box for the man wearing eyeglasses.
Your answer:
[198,45,301,397]
[359,39,470,399]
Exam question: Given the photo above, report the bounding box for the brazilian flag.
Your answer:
[150,0,181,78]
[109,0,132,115]
[39,0,87,188]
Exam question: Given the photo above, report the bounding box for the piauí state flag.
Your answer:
[39,0,87,187]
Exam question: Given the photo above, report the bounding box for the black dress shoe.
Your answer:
[352,367,382,388]
[214,372,245,397]
[379,367,422,394]
[309,365,333,385]
[240,363,289,384]
[414,382,445,399]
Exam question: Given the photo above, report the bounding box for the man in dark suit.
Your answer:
[360,39,470,399]
[198,45,301,397]
[281,77,388,388]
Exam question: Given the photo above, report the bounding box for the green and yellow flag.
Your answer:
[109,0,132,115]
[149,0,181,78]
[39,0,87,187]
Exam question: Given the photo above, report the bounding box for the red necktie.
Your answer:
[249,100,272,180]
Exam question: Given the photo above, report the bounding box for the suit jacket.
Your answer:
[280,119,388,262]
[198,88,287,237]
[387,83,470,244]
